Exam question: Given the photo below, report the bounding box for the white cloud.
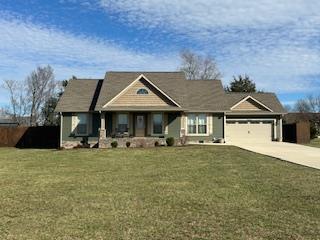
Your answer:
[0,13,179,105]
[220,45,320,93]
[99,0,320,30]
[0,13,179,78]
[99,0,320,94]
[1,1,320,106]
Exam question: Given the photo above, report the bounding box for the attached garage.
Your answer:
[224,95,284,143]
[226,120,274,143]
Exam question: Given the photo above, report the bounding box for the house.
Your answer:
[0,118,19,127]
[55,72,286,148]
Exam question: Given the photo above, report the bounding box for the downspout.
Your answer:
[60,112,63,148]
[223,112,227,143]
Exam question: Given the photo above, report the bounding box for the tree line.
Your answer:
[1,66,68,126]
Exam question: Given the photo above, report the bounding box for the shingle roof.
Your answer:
[225,92,286,113]
[184,80,226,112]
[284,112,320,123]
[95,72,187,111]
[55,71,285,114]
[55,79,102,112]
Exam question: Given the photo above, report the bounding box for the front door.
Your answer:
[135,114,146,137]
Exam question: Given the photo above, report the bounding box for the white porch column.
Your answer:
[101,112,105,130]
[99,112,106,140]
[180,112,186,137]
[273,119,277,140]
[279,116,283,142]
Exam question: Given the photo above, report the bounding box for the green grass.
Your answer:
[306,138,320,148]
[0,146,319,240]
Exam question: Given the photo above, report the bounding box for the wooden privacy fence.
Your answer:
[282,121,310,144]
[0,126,59,148]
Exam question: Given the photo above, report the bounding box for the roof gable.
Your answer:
[231,96,273,112]
[104,75,179,108]
[95,72,185,111]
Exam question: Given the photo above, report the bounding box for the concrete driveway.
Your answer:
[233,141,320,170]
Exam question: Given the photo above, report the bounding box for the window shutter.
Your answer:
[164,113,168,134]
[71,114,79,133]
[210,115,213,135]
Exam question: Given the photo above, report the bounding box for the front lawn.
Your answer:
[0,146,319,239]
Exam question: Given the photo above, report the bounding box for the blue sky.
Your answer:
[1,0,320,107]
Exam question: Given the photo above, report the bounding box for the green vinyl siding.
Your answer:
[165,113,181,138]
[92,113,100,136]
[213,113,224,139]
[62,113,72,141]
[106,112,113,136]
[185,113,223,142]
[62,112,100,142]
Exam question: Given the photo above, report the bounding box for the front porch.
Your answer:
[98,111,182,148]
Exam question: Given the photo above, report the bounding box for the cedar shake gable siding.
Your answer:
[108,77,177,107]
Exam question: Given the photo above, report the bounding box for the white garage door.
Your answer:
[226,120,273,143]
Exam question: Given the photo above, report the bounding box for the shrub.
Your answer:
[111,141,118,148]
[126,141,131,148]
[310,123,318,139]
[166,137,175,146]
[154,141,160,147]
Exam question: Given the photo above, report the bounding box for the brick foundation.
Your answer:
[61,141,98,149]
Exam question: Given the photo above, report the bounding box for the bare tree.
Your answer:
[306,95,320,112]
[2,79,29,124]
[294,95,320,138]
[295,99,311,113]
[179,50,221,80]
[283,104,292,112]
[41,78,69,126]
[294,95,320,113]
[3,80,17,120]
[0,107,8,118]
[26,65,56,126]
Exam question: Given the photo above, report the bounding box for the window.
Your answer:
[76,113,88,135]
[187,114,197,134]
[137,88,148,95]
[187,114,208,135]
[198,114,207,134]
[118,114,128,132]
[153,113,163,134]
